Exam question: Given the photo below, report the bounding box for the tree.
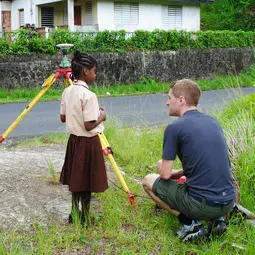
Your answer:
[201,0,255,31]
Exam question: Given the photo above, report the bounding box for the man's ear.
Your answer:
[179,96,185,105]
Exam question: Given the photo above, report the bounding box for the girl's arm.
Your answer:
[84,109,106,131]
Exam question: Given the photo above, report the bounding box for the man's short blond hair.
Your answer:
[170,79,201,106]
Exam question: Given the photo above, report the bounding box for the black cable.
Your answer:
[107,178,151,200]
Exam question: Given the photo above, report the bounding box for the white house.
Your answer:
[0,0,214,36]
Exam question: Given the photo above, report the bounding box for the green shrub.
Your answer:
[0,29,254,56]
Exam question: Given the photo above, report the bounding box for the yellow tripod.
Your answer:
[98,133,136,207]
[0,44,73,143]
[0,44,136,207]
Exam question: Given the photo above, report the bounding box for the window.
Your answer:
[19,9,24,27]
[85,1,92,25]
[114,2,139,26]
[41,7,54,27]
[162,5,182,30]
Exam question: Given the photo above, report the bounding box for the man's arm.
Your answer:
[158,159,184,180]
[158,159,174,180]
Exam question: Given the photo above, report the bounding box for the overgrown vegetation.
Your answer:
[0,64,254,104]
[201,0,255,31]
[4,94,254,254]
[0,29,254,56]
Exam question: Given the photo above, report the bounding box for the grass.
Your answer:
[46,158,59,184]
[0,65,254,104]
[4,94,254,254]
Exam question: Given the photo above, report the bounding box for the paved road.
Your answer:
[0,87,254,140]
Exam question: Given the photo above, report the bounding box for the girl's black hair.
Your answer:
[71,50,97,81]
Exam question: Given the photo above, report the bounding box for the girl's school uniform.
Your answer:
[59,80,108,193]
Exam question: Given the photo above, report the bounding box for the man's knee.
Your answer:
[142,173,159,190]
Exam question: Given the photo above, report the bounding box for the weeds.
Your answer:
[46,158,59,184]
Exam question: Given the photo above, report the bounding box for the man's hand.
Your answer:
[157,159,183,180]
[170,169,184,179]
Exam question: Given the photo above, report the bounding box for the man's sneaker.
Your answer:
[176,220,205,243]
[208,217,227,237]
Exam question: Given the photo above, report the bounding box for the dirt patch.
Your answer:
[0,139,140,230]
[0,143,72,229]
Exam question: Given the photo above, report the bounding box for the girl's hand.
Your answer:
[99,108,106,121]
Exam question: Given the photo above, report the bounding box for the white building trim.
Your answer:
[67,0,74,31]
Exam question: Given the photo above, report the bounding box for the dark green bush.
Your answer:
[0,29,254,56]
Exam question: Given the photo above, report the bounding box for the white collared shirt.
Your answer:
[60,80,104,137]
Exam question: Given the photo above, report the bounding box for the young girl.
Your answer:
[59,50,108,225]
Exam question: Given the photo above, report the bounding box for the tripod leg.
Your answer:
[68,79,73,86]
[64,79,69,88]
[63,78,73,88]
[0,74,57,143]
[98,133,136,207]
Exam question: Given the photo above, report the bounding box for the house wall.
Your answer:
[1,1,11,10]
[97,0,200,32]
[10,0,34,29]
[8,0,200,32]
[97,1,114,30]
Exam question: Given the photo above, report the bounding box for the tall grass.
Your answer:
[215,94,255,211]
[3,94,255,254]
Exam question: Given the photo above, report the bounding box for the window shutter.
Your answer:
[162,5,182,30]
[19,10,24,27]
[41,7,54,27]
[114,2,138,25]
[85,1,93,25]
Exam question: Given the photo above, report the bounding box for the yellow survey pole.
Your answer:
[98,133,136,207]
[0,74,56,143]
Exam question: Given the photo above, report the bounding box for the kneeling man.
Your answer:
[142,79,235,242]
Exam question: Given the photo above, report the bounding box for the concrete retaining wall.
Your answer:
[0,47,254,89]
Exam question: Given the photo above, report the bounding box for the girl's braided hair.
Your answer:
[71,50,97,81]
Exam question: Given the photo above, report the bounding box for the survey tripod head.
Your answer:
[56,43,74,68]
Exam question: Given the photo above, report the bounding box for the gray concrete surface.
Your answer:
[0,87,254,140]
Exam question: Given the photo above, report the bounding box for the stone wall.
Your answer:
[0,47,254,89]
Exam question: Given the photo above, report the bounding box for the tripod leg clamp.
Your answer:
[0,136,5,143]
[103,146,113,156]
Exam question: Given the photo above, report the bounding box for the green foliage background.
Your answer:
[201,0,255,31]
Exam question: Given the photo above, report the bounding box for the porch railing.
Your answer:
[0,28,135,40]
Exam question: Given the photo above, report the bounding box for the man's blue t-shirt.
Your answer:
[162,110,236,203]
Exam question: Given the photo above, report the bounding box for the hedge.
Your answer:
[0,29,254,56]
